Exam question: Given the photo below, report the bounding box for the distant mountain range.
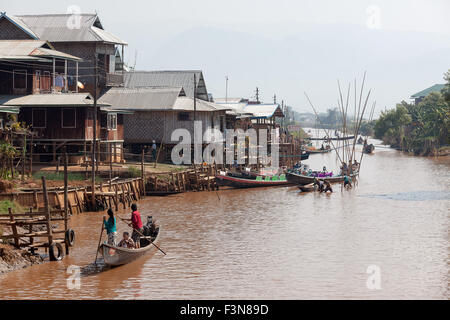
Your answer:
[137,23,450,117]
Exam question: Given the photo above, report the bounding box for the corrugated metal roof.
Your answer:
[411,84,445,98]
[173,96,219,112]
[124,70,209,100]
[11,14,127,45]
[243,104,284,119]
[0,40,82,61]
[99,87,182,110]
[0,93,110,107]
[0,13,38,39]
[98,86,224,112]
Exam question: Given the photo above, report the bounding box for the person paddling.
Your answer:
[124,203,143,248]
[103,208,117,246]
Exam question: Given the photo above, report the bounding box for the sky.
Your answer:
[3,0,450,115]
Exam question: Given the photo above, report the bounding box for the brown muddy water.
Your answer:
[0,139,449,299]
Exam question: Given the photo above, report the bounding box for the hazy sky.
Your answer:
[3,0,450,114]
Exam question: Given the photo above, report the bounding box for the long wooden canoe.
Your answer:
[215,174,291,188]
[298,183,315,192]
[287,171,358,185]
[100,226,161,266]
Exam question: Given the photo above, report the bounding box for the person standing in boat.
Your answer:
[128,203,143,248]
[104,208,117,246]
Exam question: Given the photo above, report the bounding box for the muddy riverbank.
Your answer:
[0,244,43,274]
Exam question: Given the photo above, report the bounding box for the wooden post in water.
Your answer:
[42,176,53,246]
[8,208,19,248]
[141,149,146,195]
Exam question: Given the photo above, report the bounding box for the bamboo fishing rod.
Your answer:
[304,92,344,165]
[350,71,367,162]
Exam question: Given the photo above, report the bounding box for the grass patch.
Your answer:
[0,200,25,215]
[127,166,142,178]
[32,171,103,182]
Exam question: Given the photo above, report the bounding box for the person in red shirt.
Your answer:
[127,203,143,248]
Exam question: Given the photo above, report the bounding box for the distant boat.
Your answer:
[363,144,375,154]
[308,135,354,141]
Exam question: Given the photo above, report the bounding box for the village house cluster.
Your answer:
[0,12,304,168]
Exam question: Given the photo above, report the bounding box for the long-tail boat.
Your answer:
[100,225,161,266]
[287,171,358,185]
[215,173,291,188]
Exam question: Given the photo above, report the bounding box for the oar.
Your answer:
[94,218,105,264]
[117,216,166,255]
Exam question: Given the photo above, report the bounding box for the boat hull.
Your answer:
[100,227,161,266]
[287,172,358,185]
[216,175,291,188]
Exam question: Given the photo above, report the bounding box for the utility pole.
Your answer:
[225,76,228,103]
[91,54,98,210]
[193,73,197,121]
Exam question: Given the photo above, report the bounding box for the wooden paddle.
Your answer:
[117,216,166,255]
[94,218,105,264]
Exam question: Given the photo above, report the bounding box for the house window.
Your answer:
[178,112,190,121]
[107,113,117,130]
[100,113,107,128]
[62,108,76,128]
[32,108,46,128]
[13,70,27,89]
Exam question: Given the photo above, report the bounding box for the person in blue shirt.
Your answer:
[103,208,117,246]
[343,175,352,189]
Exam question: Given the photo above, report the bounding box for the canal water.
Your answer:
[0,138,448,299]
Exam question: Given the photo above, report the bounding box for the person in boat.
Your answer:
[352,160,359,172]
[341,162,348,175]
[323,180,333,193]
[320,143,325,150]
[118,231,136,249]
[348,160,353,174]
[124,203,144,248]
[104,208,117,246]
[343,175,352,189]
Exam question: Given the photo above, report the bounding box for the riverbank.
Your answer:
[0,244,43,274]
